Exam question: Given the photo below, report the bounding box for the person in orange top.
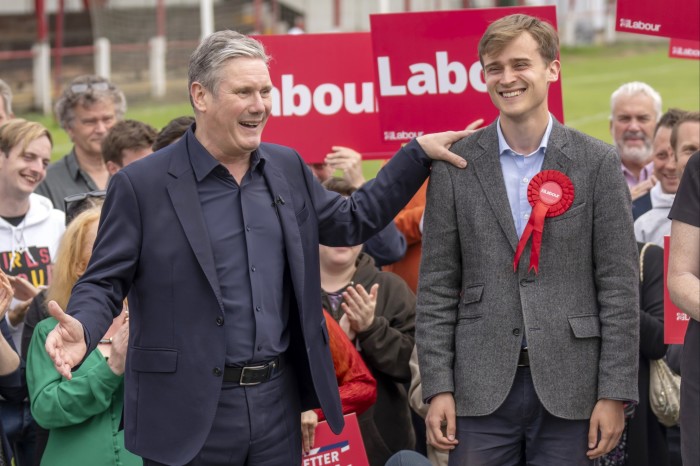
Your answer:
[383,181,427,293]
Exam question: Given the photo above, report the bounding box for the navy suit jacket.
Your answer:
[66,132,430,464]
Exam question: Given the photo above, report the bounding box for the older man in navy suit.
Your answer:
[42,31,469,466]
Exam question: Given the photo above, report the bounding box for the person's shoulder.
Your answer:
[259,142,300,158]
[258,142,306,171]
[450,120,497,156]
[556,124,615,156]
[43,154,71,178]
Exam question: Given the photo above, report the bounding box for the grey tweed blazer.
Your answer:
[416,119,640,420]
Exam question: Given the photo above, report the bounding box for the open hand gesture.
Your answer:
[45,300,87,380]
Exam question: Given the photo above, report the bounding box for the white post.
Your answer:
[149,36,167,98]
[379,0,391,13]
[94,37,111,79]
[32,42,52,115]
[201,0,214,40]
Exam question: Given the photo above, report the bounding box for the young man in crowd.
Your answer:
[417,14,639,465]
[101,119,157,176]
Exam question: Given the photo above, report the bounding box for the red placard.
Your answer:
[669,38,700,60]
[302,413,368,466]
[369,6,564,142]
[255,33,403,163]
[616,0,699,41]
[664,236,690,344]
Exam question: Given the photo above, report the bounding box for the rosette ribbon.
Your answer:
[513,170,574,274]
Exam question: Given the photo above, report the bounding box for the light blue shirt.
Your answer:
[497,115,553,237]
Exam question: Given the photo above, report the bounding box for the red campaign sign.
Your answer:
[369,6,564,142]
[616,0,699,41]
[255,33,403,163]
[669,38,700,60]
[302,413,368,466]
[664,236,689,344]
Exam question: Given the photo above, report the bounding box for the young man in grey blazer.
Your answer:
[416,14,639,465]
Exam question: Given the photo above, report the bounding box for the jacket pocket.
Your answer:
[461,283,485,304]
[296,203,309,225]
[568,314,601,338]
[458,283,485,324]
[130,347,178,373]
[548,202,586,222]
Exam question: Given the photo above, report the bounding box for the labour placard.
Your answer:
[369,6,564,142]
[616,0,699,41]
[664,236,689,344]
[255,33,403,163]
[302,413,368,466]
[669,38,700,60]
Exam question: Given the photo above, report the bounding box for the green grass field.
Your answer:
[18,41,700,179]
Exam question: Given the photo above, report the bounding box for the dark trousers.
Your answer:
[144,365,301,466]
[448,367,593,466]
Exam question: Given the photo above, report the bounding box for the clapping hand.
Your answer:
[341,283,379,333]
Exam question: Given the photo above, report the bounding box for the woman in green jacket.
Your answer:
[25,207,140,466]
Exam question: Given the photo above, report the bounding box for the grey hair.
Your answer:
[610,81,662,122]
[188,30,270,107]
[54,75,127,130]
[0,78,12,117]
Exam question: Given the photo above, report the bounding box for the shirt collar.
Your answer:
[186,124,267,182]
[497,114,553,157]
[621,160,654,183]
[64,148,82,180]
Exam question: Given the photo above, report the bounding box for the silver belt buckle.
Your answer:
[239,364,267,386]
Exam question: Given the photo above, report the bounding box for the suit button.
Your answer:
[213,367,222,377]
[513,328,520,336]
[519,279,527,287]
[255,306,261,312]
[216,316,224,326]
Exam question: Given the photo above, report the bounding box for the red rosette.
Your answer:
[514,170,574,274]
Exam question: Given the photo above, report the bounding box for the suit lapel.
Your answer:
[261,157,306,302]
[541,120,573,175]
[473,124,519,252]
[166,144,224,310]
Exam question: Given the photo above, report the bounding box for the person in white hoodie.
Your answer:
[0,118,64,466]
[634,109,687,246]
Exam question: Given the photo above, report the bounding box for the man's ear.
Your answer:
[547,59,561,83]
[106,160,121,176]
[191,82,208,113]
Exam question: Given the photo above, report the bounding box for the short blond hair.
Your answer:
[478,14,559,66]
[0,118,53,158]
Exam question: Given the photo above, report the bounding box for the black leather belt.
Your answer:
[517,348,530,367]
[224,356,283,385]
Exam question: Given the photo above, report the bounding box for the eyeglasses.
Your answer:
[64,190,107,225]
[69,81,112,94]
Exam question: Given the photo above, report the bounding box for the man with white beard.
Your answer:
[609,82,662,219]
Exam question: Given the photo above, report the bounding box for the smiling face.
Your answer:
[675,120,700,176]
[0,135,51,200]
[610,93,657,166]
[652,126,679,194]
[191,57,272,162]
[482,32,560,124]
